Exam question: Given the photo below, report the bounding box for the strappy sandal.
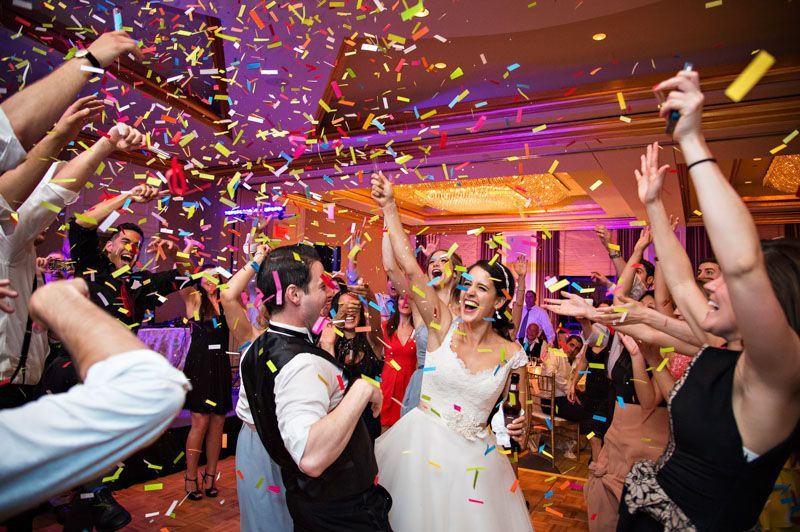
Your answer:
[184,475,203,501]
[202,470,218,498]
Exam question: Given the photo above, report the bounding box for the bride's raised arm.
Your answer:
[371,172,453,341]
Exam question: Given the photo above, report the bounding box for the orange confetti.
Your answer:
[545,507,564,517]
[510,479,520,492]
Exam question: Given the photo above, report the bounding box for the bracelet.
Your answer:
[686,157,717,172]
[250,261,260,272]
[609,251,622,259]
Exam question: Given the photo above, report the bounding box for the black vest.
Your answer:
[241,324,378,502]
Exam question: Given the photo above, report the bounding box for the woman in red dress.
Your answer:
[380,294,416,428]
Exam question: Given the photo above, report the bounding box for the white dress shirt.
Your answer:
[269,320,345,468]
[516,305,556,343]
[236,343,255,425]
[0,349,190,520]
[542,349,575,397]
[0,163,78,384]
[0,107,26,173]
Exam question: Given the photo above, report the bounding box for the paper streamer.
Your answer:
[273,271,282,305]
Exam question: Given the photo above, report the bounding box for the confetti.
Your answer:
[725,50,775,102]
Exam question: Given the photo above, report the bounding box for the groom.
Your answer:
[241,244,392,531]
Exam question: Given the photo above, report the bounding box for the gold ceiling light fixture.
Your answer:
[391,174,570,214]
[592,32,607,41]
[763,154,800,194]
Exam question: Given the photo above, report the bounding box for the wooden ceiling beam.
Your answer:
[0,4,230,134]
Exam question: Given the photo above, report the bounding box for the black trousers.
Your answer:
[287,484,393,532]
[0,384,38,531]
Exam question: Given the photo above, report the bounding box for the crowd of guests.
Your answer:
[0,29,798,531]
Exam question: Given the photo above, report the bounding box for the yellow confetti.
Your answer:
[616,91,626,110]
[548,160,559,174]
[111,265,131,278]
[267,360,277,373]
[725,50,775,103]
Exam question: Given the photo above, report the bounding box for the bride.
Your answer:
[371,172,534,531]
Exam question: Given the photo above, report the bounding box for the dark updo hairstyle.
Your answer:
[467,259,516,340]
[256,244,320,315]
[762,238,800,336]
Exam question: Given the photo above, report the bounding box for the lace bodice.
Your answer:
[419,319,528,440]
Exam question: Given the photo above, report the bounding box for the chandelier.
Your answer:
[763,155,800,194]
[391,174,570,214]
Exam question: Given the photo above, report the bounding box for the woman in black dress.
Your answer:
[568,327,612,461]
[325,290,384,440]
[613,68,800,530]
[180,267,231,500]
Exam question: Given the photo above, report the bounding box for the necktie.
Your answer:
[518,308,531,340]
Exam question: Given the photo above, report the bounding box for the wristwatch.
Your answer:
[608,251,622,259]
[75,49,102,69]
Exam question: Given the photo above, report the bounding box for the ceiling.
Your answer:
[1,0,799,231]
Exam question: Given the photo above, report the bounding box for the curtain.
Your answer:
[685,226,714,272]
[616,228,639,261]
[415,234,428,269]
[480,232,499,261]
[535,230,560,329]
[785,223,800,240]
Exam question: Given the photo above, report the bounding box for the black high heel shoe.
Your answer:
[202,471,218,498]
[184,476,203,501]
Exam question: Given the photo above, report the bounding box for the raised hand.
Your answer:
[594,225,612,248]
[370,171,394,208]
[542,291,597,320]
[634,226,653,253]
[147,236,178,257]
[635,142,670,206]
[86,30,145,67]
[0,279,18,314]
[108,123,144,151]
[127,184,161,203]
[654,68,704,142]
[594,294,646,325]
[618,333,643,358]
[421,235,440,257]
[591,271,613,287]
[511,254,528,281]
[668,214,680,233]
[53,95,104,140]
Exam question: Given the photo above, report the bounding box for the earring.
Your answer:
[495,309,501,319]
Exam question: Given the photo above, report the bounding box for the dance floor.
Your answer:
[33,456,589,531]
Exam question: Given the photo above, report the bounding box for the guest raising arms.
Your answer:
[371,171,532,531]
[616,68,800,530]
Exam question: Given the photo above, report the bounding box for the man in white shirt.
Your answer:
[516,289,556,344]
[241,244,391,531]
[0,278,189,521]
[0,125,145,407]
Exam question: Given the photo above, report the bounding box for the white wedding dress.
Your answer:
[375,319,534,531]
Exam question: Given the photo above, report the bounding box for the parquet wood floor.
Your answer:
[33,456,590,531]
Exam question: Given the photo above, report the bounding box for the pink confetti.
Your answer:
[331,81,342,99]
[273,271,282,306]
[268,485,281,493]
[312,316,328,335]
[468,498,484,504]
[468,115,487,133]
